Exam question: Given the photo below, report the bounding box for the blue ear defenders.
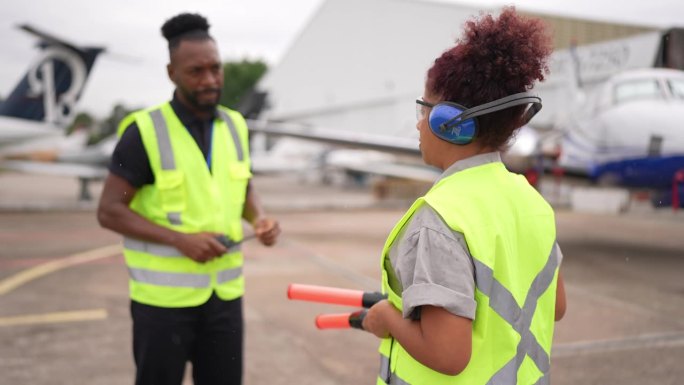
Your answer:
[427,92,542,145]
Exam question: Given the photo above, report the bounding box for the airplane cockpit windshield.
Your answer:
[613,77,684,105]
[667,78,684,99]
[613,79,664,105]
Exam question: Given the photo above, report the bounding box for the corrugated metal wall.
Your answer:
[521,12,656,49]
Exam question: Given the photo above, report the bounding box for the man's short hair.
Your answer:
[161,13,213,51]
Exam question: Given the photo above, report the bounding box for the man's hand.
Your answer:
[172,232,227,263]
[362,299,397,338]
[253,217,280,246]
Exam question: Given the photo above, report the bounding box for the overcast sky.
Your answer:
[1,0,682,118]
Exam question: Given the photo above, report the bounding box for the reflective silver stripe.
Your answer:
[128,267,210,288]
[378,354,412,385]
[217,109,244,161]
[389,373,411,385]
[479,243,560,385]
[216,266,243,284]
[377,243,558,384]
[124,237,242,257]
[149,109,175,170]
[534,372,550,385]
[124,237,184,257]
[167,212,182,225]
[379,354,391,383]
[150,109,181,224]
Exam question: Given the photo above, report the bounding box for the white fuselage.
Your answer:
[559,68,684,173]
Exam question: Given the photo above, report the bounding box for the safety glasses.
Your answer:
[415,99,435,121]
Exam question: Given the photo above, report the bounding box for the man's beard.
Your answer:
[179,86,221,111]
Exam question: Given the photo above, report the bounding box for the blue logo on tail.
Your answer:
[0,25,104,126]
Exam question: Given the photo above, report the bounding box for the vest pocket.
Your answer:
[156,170,186,213]
[227,163,252,204]
[229,163,252,179]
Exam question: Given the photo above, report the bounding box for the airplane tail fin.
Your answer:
[655,28,684,70]
[0,24,105,127]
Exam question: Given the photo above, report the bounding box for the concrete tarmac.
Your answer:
[1,171,683,384]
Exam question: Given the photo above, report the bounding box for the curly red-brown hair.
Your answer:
[426,7,552,149]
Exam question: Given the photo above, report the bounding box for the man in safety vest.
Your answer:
[97,12,280,385]
[362,8,566,385]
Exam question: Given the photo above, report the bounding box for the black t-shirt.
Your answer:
[109,95,218,188]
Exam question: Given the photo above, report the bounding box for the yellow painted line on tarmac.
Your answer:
[0,243,122,296]
[0,309,108,327]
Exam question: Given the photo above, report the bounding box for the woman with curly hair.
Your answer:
[362,7,566,385]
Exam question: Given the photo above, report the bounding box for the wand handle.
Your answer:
[315,310,367,330]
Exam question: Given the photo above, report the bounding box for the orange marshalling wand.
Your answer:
[287,283,386,308]
[287,283,387,330]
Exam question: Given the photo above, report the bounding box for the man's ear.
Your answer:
[167,63,176,84]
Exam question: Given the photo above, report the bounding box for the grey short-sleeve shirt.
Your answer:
[387,205,477,320]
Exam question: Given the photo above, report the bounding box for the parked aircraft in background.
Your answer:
[0,24,107,200]
[248,23,684,208]
[3,10,683,208]
[0,24,104,149]
[547,28,684,207]
[558,68,684,175]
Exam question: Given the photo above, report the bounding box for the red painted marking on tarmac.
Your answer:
[0,231,116,242]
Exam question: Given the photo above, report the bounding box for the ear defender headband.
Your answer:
[427,92,542,145]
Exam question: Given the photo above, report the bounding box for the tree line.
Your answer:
[69,58,268,145]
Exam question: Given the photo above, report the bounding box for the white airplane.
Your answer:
[540,26,684,207]
[0,24,107,200]
[552,68,684,207]
[558,68,684,174]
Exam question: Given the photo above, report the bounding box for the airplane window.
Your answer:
[667,79,684,99]
[613,79,663,105]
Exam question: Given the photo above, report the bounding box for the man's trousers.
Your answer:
[131,293,243,385]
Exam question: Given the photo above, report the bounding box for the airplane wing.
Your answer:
[0,160,107,180]
[247,119,543,179]
[326,156,440,182]
[247,120,420,157]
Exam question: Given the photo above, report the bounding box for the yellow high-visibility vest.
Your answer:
[377,161,559,385]
[118,102,252,307]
